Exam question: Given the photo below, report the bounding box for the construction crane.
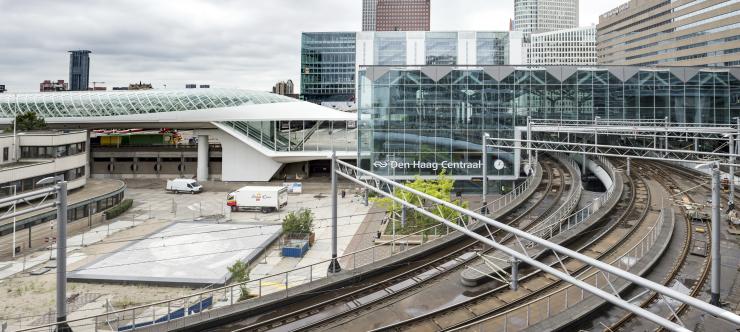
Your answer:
[91,81,106,90]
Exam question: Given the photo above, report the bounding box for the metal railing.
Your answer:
[481,152,540,215]
[529,156,617,241]
[457,207,668,332]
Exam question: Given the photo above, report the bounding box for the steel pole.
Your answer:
[730,137,735,205]
[482,133,489,214]
[327,150,341,273]
[710,164,721,306]
[526,117,532,167]
[56,180,71,331]
[10,185,16,257]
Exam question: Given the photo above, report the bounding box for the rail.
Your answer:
[529,155,617,241]
[456,207,669,331]
[482,159,539,215]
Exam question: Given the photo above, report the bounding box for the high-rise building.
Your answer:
[597,0,740,67]
[39,80,68,92]
[362,0,430,31]
[362,0,378,31]
[301,32,357,104]
[513,0,579,35]
[272,80,295,95]
[528,26,597,65]
[68,50,91,91]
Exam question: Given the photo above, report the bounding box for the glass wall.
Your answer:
[300,32,357,103]
[358,66,740,178]
[476,32,509,65]
[375,32,407,65]
[425,32,458,65]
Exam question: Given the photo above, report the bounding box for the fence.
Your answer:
[459,207,668,331]
[529,155,617,242]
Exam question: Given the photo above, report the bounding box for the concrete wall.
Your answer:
[197,129,283,182]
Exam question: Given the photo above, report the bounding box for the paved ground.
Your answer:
[0,178,372,330]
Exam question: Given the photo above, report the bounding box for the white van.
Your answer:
[166,179,203,194]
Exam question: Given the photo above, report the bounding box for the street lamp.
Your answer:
[2,184,16,257]
[695,161,721,306]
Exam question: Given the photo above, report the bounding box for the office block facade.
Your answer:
[363,0,430,31]
[68,50,91,91]
[513,0,579,34]
[597,0,740,67]
[300,32,358,104]
[528,26,597,65]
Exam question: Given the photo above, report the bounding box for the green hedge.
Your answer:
[104,199,133,220]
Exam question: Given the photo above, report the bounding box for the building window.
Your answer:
[3,147,8,162]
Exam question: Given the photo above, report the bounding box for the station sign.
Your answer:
[373,160,483,171]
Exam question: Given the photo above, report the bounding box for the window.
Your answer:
[3,147,8,162]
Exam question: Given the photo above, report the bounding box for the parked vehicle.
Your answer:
[227,186,288,213]
[166,179,202,194]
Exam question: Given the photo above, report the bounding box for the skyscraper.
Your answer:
[362,0,377,31]
[597,0,740,67]
[362,0,430,31]
[68,50,91,91]
[513,0,579,34]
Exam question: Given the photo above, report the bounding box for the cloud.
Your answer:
[0,0,623,92]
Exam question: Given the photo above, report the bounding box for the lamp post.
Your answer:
[2,184,16,257]
[482,133,490,214]
[696,161,721,306]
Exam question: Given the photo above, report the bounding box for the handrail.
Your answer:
[529,156,618,241]
[457,208,669,331]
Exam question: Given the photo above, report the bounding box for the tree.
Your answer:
[227,260,253,301]
[281,208,315,234]
[375,169,469,235]
[15,111,47,131]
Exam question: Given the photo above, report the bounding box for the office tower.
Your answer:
[273,80,295,95]
[363,0,430,31]
[528,26,596,65]
[300,32,357,104]
[362,0,378,31]
[68,50,91,91]
[597,0,740,66]
[513,0,579,34]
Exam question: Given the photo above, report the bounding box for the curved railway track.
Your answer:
[347,159,656,332]
[209,156,573,332]
[603,161,714,332]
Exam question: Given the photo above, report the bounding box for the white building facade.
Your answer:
[528,26,597,65]
[513,0,579,35]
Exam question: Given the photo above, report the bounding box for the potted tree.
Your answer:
[282,208,315,246]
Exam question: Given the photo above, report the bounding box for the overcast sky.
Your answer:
[0,0,624,93]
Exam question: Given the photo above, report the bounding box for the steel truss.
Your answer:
[334,159,740,332]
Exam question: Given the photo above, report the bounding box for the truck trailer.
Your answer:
[226,186,288,213]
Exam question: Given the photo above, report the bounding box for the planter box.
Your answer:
[282,240,309,257]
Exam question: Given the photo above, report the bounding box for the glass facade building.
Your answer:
[358,65,740,179]
[300,32,357,104]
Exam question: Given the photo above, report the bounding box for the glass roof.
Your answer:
[0,89,298,118]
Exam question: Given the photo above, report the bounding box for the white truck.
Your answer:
[166,179,203,194]
[226,186,288,213]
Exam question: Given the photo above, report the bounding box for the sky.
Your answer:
[0,0,625,93]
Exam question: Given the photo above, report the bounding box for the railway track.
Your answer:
[208,156,574,332]
[342,159,657,331]
[602,161,714,332]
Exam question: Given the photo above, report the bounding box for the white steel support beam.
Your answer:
[334,160,740,330]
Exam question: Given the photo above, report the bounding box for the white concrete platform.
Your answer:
[68,222,281,286]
